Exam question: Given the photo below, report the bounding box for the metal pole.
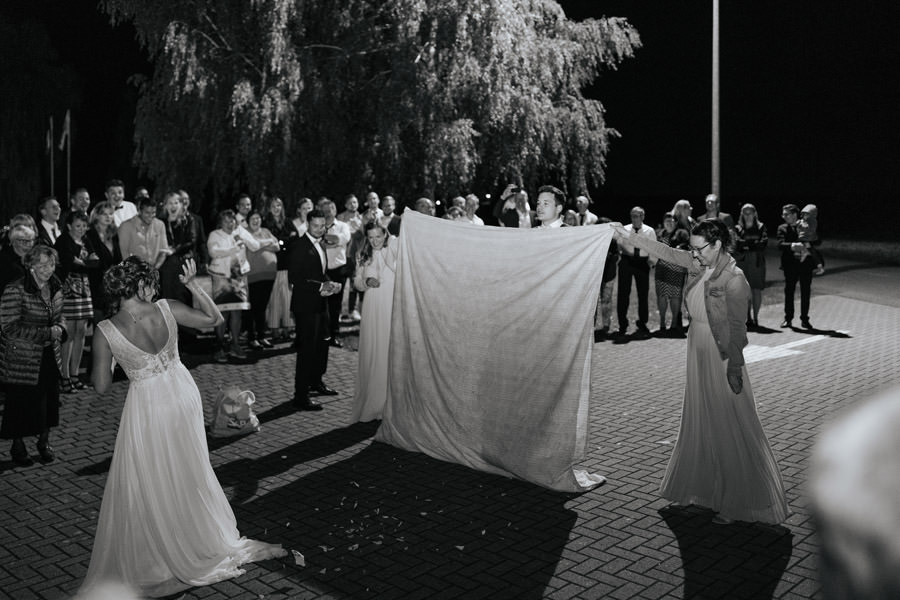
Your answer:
[711,0,720,195]
[66,122,71,201]
[50,116,55,197]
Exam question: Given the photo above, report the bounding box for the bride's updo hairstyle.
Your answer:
[103,256,160,312]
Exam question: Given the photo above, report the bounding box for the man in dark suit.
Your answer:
[288,209,342,410]
[777,203,816,329]
[380,195,402,236]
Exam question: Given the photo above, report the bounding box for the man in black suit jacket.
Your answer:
[380,195,402,236]
[288,209,342,410]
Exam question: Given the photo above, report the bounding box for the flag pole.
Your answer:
[65,111,71,200]
[49,116,55,197]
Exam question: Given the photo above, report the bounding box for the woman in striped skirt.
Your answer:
[54,210,99,392]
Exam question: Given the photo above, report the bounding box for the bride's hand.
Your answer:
[727,370,743,394]
[179,258,198,285]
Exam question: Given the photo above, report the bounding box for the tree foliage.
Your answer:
[102,0,640,207]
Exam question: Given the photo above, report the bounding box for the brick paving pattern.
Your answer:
[2,267,899,599]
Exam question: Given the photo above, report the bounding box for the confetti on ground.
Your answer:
[291,550,305,567]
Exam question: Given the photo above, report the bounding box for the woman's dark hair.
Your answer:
[216,209,236,228]
[103,256,159,310]
[356,220,388,266]
[691,219,734,254]
[65,210,89,226]
[671,229,690,249]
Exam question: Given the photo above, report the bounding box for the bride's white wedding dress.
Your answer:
[81,299,285,598]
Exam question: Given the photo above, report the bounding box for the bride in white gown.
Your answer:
[81,257,286,598]
[350,221,398,423]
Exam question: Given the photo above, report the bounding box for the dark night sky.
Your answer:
[3,0,899,230]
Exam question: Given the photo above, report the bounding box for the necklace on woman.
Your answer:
[124,306,141,322]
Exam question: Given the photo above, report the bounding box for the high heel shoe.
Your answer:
[59,378,74,394]
[71,377,87,391]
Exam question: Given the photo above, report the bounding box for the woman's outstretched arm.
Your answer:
[167,259,225,329]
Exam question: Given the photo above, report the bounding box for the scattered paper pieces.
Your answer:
[291,550,305,567]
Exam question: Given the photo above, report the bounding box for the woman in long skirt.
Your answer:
[614,219,789,524]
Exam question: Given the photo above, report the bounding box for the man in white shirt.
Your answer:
[535,185,565,228]
[317,198,352,347]
[36,196,63,246]
[363,191,384,221]
[574,194,599,226]
[107,179,137,228]
[118,196,171,268]
[235,194,252,228]
[464,194,484,226]
[615,206,657,339]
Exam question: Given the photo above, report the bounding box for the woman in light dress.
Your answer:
[207,210,261,360]
[264,196,302,342]
[244,210,280,349]
[613,219,789,524]
[350,220,398,423]
[82,257,285,598]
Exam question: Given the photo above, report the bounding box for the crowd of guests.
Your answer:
[0,180,825,466]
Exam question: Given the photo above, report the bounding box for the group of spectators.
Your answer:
[0,184,416,371]
[0,181,825,385]
[478,189,823,339]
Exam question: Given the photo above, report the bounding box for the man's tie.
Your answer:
[633,226,640,257]
[317,237,327,271]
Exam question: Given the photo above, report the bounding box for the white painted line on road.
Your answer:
[745,334,833,364]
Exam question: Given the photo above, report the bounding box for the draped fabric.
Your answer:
[375,211,613,492]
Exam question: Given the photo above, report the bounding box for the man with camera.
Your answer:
[493,184,535,228]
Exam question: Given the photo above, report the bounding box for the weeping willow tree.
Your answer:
[101,0,640,207]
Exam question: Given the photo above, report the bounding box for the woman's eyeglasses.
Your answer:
[690,242,711,254]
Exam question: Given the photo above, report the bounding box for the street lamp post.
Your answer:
[712,0,720,196]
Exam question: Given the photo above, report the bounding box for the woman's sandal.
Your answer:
[60,378,74,394]
[71,378,87,391]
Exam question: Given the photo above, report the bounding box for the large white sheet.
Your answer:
[375,211,613,491]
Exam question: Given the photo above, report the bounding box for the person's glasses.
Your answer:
[12,238,35,244]
[690,242,711,254]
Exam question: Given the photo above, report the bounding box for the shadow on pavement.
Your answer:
[214,421,381,502]
[788,326,852,339]
[229,441,579,599]
[659,505,793,599]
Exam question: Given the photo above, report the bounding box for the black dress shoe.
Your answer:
[328,338,343,348]
[292,397,323,411]
[780,319,792,328]
[36,443,55,463]
[801,318,812,329]
[11,441,33,467]
[310,383,339,396]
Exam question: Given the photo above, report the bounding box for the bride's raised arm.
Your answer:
[168,259,225,329]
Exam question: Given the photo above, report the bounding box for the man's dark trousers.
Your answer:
[617,254,651,331]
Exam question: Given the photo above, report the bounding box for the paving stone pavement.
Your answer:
[1,280,899,599]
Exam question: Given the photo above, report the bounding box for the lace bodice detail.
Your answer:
[97,300,181,382]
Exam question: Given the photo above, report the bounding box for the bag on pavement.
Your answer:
[210,385,261,438]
